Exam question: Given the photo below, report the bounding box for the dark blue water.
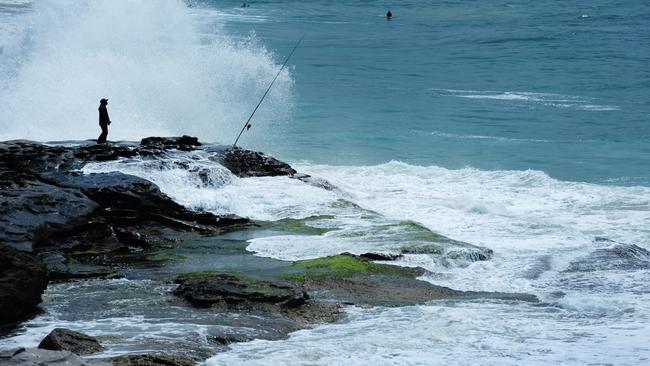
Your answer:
[208,0,650,185]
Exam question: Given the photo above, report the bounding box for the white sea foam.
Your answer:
[0,0,293,145]
[84,156,650,296]
[207,301,650,366]
[291,162,649,296]
[11,155,650,364]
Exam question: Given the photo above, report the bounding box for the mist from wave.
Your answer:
[0,0,293,145]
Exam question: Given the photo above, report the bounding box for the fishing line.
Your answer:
[233,27,310,147]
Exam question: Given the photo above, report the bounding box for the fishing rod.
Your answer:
[233,27,310,147]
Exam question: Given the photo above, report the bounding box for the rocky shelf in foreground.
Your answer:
[0,136,295,325]
[0,136,539,364]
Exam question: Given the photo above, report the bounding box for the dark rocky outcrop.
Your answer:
[173,271,341,337]
[1,136,293,326]
[109,353,195,366]
[0,168,98,252]
[359,252,403,261]
[140,135,201,151]
[38,328,104,355]
[174,272,308,309]
[221,148,296,177]
[0,348,110,366]
[0,245,48,325]
[0,137,293,259]
[207,332,255,345]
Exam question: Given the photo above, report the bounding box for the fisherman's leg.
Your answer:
[97,125,108,143]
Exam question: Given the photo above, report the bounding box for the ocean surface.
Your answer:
[1,0,649,365]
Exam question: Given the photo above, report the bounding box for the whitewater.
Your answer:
[1,0,649,365]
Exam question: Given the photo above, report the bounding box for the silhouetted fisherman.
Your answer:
[386,10,392,19]
[97,98,111,144]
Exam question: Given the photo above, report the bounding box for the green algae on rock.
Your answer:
[268,216,337,236]
[288,253,424,280]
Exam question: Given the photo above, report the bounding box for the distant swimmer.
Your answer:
[241,2,249,7]
[386,10,392,19]
[97,98,111,144]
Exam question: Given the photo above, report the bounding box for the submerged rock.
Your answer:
[0,245,48,325]
[108,354,195,366]
[38,328,104,355]
[0,348,110,366]
[568,242,650,272]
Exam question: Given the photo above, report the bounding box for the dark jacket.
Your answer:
[99,105,111,126]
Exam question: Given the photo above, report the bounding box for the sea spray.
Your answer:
[0,0,293,145]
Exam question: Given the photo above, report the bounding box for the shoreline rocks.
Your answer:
[0,135,538,361]
[0,348,110,366]
[38,328,104,355]
[0,246,48,325]
[0,136,294,327]
[173,271,341,338]
[171,253,537,346]
[109,354,195,366]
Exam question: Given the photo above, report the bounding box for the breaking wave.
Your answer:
[0,0,294,145]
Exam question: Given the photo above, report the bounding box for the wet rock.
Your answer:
[0,169,98,252]
[174,272,307,309]
[0,245,48,325]
[304,275,463,307]
[47,172,214,226]
[109,353,195,366]
[140,135,201,151]
[291,253,426,280]
[221,147,296,177]
[446,248,493,262]
[0,348,110,366]
[359,252,403,261]
[45,171,247,232]
[174,271,341,338]
[290,253,537,306]
[0,140,75,173]
[208,332,255,345]
[567,242,650,272]
[33,171,247,259]
[73,144,139,163]
[38,328,104,355]
[38,251,120,281]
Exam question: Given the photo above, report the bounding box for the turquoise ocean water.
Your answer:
[209,0,650,185]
